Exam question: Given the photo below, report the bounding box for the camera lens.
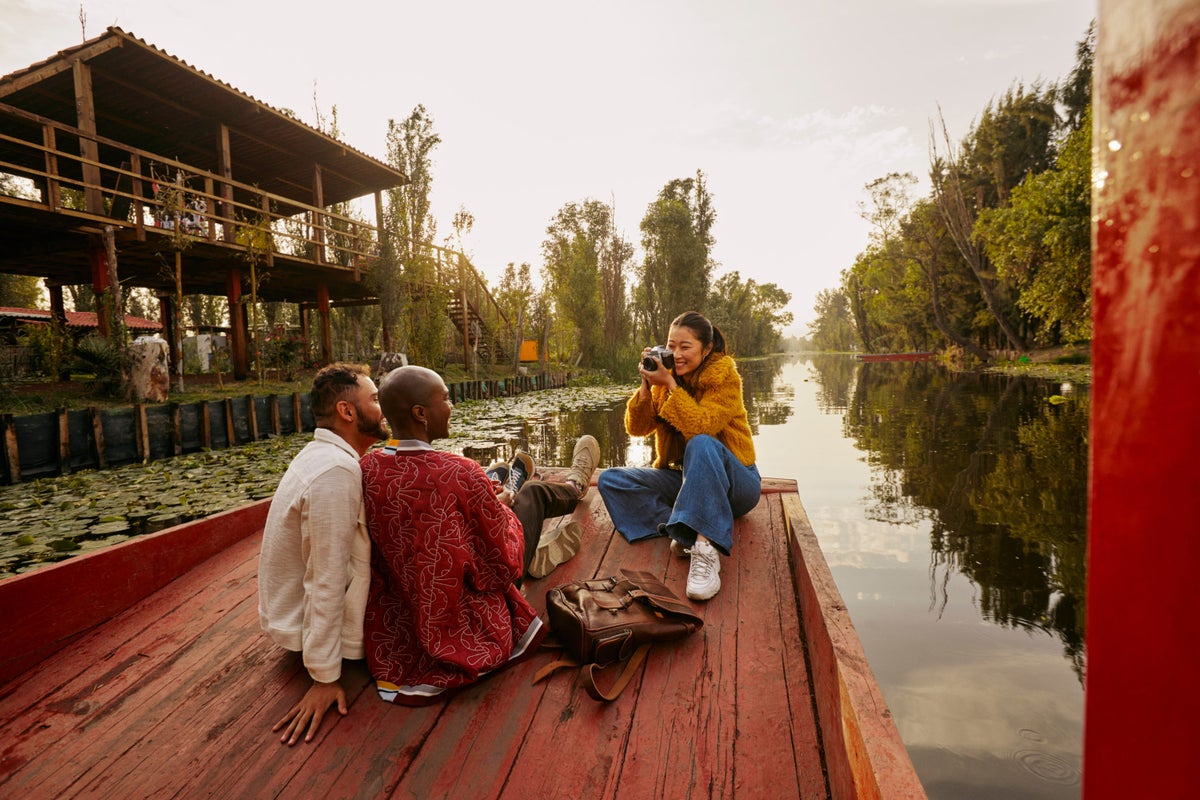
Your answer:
[641,356,658,371]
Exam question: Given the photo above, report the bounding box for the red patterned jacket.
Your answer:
[360,442,541,705]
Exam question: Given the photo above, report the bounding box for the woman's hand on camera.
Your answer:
[638,358,676,390]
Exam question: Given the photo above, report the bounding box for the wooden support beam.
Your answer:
[217,124,235,244]
[226,268,249,380]
[269,395,280,437]
[223,398,235,446]
[71,58,103,215]
[170,403,182,457]
[41,124,60,211]
[89,407,107,469]
[317,284,332,364]
[292,392,303,434]
[312,164,325,264]
[199,402,212,450]
[56,407,70,475]
[3,414,20,484]
[133,403,149,464]
[245,395,259,442]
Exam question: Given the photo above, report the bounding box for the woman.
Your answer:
[597,311,760,601]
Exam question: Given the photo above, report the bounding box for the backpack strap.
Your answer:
[583,643,651,701]
[531,655,579,685]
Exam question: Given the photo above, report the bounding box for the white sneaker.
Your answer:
[686,539,721,601]
[670,539,691,558]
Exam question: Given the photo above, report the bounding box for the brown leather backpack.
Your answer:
[533,569,703,701]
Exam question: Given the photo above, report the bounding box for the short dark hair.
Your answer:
[310,363,369,424]
[671,310,726,354]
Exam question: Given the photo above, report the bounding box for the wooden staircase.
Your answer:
[447,292,508,364]
[428,250,512,368]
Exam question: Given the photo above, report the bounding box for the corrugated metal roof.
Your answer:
[0,307,162,330]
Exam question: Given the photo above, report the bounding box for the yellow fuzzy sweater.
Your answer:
[624,353,756,469]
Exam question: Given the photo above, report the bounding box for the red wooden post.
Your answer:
[89,242,111,338]
[225,268,249,380]
[1086,3,1200,798]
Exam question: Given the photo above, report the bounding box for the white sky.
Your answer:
[1,0,1095,335]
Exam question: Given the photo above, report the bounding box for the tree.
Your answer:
[542,199,630,367]
[1058,22,1095,135]
[930,84,1059,354]
[976,107,1093,342]
[635,171,716,340]
[0,273,41,308]
[377,105,442,357]
[707,271,792,356]
[808,288,857,351]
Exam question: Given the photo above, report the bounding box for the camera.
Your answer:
[641,345,675,372]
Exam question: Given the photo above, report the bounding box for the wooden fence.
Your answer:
[0,373,571,485]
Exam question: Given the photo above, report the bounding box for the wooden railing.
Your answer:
[0,100,383,272]
[0,98,512,361]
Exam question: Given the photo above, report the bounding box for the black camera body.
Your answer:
[642,345,675,372]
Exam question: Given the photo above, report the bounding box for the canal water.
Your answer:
[513,354,1087,800]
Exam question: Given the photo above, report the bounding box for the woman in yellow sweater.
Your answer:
[597,310,760,601]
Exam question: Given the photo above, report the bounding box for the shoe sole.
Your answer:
[686,581,721,601]
[528,520,582,579]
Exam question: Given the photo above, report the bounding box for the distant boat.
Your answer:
[857,352,936,363]
[0,469,926,799]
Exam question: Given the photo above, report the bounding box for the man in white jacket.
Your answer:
[258,363,388,745]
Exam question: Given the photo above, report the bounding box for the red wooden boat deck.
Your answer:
[0,472,923,799]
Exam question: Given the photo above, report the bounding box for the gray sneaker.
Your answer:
[686,539,721,601]
[528,520,582,579]
[565,435,599,495]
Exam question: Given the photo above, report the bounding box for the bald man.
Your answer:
[360,365,598,705]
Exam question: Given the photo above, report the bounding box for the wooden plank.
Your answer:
[734,492,827,799]
[270,394,281,436]
[784,494,926,800]
[0,537,265,796]
[0,499,270,685]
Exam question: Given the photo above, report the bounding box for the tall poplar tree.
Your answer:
[378,105,442,360]
[634,170,715,340]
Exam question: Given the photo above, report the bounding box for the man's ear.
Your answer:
[411,404,427,426]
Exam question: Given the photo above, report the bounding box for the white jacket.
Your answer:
[258,428,369,683]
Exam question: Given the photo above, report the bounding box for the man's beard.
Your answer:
[356,408,389,441]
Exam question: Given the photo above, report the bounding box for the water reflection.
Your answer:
[838,361,1088,680]
[458,355,1088,796]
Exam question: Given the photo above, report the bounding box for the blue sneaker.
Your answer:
[506,451,535,494]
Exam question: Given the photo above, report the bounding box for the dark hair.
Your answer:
[670,311,726,355]
[310,362,369,424]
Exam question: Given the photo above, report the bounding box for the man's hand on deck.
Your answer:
[273,679,347,746]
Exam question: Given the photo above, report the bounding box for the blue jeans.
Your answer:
[597,434,761,555]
